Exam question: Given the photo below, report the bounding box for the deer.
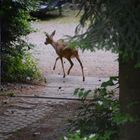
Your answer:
[44,30,85,81]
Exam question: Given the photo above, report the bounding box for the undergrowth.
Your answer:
[2,51,44,83]
[62,77,135,140]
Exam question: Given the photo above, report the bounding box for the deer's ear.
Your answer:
[51,30,56,37]
[44,32,49,37]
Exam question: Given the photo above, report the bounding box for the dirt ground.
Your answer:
[0,84,81,140]
[7,102,80,140]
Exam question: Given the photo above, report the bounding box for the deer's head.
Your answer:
[44,30,56,45]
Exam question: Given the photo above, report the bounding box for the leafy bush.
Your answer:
[62,77,135,140]
[72,88,119,139]
[62,130,96,140]
[2,51,43,83]
[1,0,44,83]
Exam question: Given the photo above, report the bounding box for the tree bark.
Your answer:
[119,59,140,140]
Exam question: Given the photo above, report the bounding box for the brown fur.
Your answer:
[44,30,85,81]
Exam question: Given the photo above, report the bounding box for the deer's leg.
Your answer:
[67,58,74,75]
[60,57,66,78]
[76,56,85,81]
[53,57,60,70]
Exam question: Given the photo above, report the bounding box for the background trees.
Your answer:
[1,0,42,82]
[75,0,140,139]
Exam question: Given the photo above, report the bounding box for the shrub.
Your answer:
[1,0,44,83]
[62,77,134,140]
[2,51,43,83]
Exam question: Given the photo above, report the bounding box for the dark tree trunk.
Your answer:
[119,58,140,140]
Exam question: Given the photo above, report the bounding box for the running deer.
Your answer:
[44,30,85,81]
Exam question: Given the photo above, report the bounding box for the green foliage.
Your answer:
[1,0,43,82]
[2,52,43,82]
[62,131,97,140]
[72,89,119,139]
[63,77,136,140]
[1,0,38,43]
[101,76,118,88]
[73,0,140,63]
[74,88,92,101]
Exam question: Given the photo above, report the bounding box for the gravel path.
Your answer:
[28,22,118,78]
